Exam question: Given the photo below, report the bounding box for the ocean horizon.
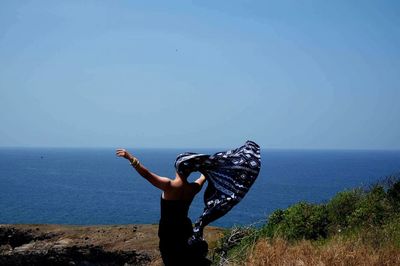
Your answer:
[1,147,400,227]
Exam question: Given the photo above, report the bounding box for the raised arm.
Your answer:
[194,174,207,192]
[116,148,171,191]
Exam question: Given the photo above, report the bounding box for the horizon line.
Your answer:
[0,146,399,152]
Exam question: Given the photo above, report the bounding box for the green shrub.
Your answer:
[213,175,400,265]
[265,202,329,241]
[348,185,390,227]
[263,208,284,237]
[326,189,363,232]
[382,214,400,248]
[387,180,400,212]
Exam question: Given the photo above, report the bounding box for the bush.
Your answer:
[265,202,329,241]
[326,189,363,232]
[348,185,390,227]
[213,175,400,265]
[263,209,284,238]
[214,225,261,264]
[387,180,400,212]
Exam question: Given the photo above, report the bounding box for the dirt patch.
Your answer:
[0,224,223,266]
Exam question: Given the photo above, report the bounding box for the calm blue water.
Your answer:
[1,148,400,227]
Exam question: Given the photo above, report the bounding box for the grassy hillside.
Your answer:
[212,175,400,265]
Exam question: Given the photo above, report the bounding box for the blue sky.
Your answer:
[0,1,399,149]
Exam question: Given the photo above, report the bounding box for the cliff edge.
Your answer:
[0,224,223,266]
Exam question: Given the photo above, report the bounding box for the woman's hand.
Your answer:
[116,148,134,161]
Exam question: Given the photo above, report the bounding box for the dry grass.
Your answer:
[213,224,400,266]
[215,177,400,265]
[242,237,400,266]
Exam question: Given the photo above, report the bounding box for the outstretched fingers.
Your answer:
[115,148,127,157]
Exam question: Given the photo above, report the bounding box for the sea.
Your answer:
[1,148,400,228]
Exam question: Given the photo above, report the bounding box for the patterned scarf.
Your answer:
[174,140,261,243]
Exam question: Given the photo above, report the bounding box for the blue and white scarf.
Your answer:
[174,140,261,243]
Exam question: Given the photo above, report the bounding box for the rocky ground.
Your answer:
[0,224,223,266]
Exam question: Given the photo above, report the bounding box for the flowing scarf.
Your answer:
[174,140,261,244]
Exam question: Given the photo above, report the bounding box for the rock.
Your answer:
[14,243,35,253]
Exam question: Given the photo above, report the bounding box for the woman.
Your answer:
[116,149,210,265]
[116,140,261,265]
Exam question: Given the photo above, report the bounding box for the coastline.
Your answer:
[0,224,224,265]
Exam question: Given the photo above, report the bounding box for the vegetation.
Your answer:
[212,175,400,265]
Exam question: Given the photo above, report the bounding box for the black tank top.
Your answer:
[160,197,191,222]
[158,197,193,244]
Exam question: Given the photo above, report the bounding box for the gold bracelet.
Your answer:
[129,157,140,168]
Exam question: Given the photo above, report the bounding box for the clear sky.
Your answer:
[0,1,399,149]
